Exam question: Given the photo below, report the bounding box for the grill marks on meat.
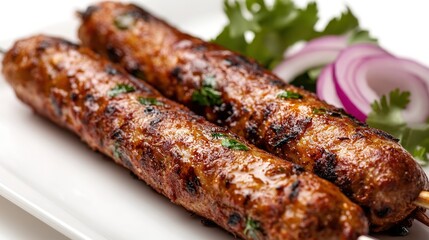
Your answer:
[77,2,428,231]
[314,150,338,182]
[2,35,369,240]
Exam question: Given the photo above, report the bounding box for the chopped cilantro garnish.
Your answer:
[192,76,222,106]
[244,217,262,240]
[366,89,429,165]
[277,90,303,99]
[138,97,163,106]
[212,132,249,151]
[108,84,135,97]
[313,107,327,114]
[192,87,222,106]
[212,133,228,139]
[221,138,249,151]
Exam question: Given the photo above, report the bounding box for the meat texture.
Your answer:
[77,1,428,231]
[2,35,369,240]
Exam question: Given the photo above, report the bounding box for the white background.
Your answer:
[0,0,428,239]
[1,0,429,64]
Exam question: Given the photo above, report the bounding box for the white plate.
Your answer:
[0,1,428,239]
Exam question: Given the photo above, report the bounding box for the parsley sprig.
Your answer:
[367,89,429,165]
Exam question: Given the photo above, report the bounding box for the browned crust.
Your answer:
[2,35,368,240]
[77,1,428,231]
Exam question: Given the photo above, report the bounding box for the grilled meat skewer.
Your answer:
[2,35,369,240]
[77,1,428,232]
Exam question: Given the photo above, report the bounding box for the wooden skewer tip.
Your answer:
[414,191,429,209]
[415,209,429,227]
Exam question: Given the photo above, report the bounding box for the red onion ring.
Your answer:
[298,35,348,53]
[352,56,429,123]
[284,36,348,58]
[274,49,341,83]
[276,35,349,83]
[333,44,389,121]
[316,64,344,108]
[277,37,429,124]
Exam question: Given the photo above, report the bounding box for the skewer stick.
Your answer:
[414,191,429,209]
[414,191,429,227]
[415,209,429,227]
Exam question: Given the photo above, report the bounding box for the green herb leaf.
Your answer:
[112,142,124,161]
[108,84,136,97]
[138,97,163,106]
[313,107,327,115]
[348,29,378,44]
[312,7,358,38]
[214,26,247,53]
[192,77,222,106]
[414,145,429,165]
[212,132,249,151]
[244,217,262,240]
[224,0,260,38]
[213,0,368,69]
[212,133,228,139]
[366,89,429,165]
[192,87,222,106]
[366,89,410,137]
[114,13,135,30]
[221,138,249,151]
[401,126,429,165]
[277,90,303,99]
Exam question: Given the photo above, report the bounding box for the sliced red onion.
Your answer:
[274,49,341,83]
[298,35,348,53]
[352,56,429,123]
[333,44,390,121]
[275,36,350,83]
[284,36,348,58]
[277,37,429,124]
[316,64,344,108]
